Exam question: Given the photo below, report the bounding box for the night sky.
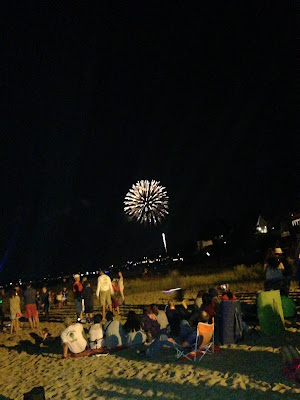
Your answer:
[1,3,297,280]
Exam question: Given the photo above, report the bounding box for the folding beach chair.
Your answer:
[168,318,214,362]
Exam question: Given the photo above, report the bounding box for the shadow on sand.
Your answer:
[89,374,300,400]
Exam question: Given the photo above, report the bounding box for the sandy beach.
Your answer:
[1,291,300,400]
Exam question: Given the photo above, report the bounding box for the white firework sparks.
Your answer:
[124,180,169,225]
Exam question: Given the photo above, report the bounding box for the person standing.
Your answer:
[264,255,284,291]
[82,282,94,323]
[96,269,114,320]
[9,290,21,334]
[118,271,125,304]
[73,274,83,321]
[24,284,39,329]
[61,287,68,306]
[41,287,50,321]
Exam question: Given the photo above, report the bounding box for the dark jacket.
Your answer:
[82,286,94,308]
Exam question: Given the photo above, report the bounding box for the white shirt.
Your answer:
[156,310,169,330]
[96,274,114,297]
[61,323,87,354]
[89,323,105,349]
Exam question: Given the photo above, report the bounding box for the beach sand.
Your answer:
[0,292,299,400]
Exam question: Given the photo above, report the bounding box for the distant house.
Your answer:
[292,219,300,226]
[291,212,300,227]
[197,240,213,251]
[256,215,268,234]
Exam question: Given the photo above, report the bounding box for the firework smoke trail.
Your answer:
[124,180,169,225]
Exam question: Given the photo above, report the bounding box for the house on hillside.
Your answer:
[256,215,268,234]
[291,212,300,227]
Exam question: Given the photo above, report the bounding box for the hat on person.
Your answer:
[220,283,229,291]
[275,248,283,254]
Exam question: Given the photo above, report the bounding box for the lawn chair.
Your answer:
[168,318,214,362]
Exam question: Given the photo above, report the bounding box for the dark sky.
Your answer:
[1,3,297,279]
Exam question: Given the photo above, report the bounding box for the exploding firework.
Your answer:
[124,180,169,226]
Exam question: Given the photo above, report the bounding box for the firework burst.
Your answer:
[124,180,169,226]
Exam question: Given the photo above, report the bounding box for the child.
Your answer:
[9,290,21,334]
[61,287,68,306]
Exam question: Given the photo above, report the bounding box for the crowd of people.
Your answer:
[0,284,70,334]
[59,281,239,359]
[71,269,125,322]
[0,246,299,360]
[0,269,125,333]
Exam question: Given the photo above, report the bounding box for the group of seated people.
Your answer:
[60,287,236,359]
[60,310,148,358]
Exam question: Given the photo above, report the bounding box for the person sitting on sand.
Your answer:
[103,311,126,349]
[208,288,221,314]
[9,290,21,334]
[208,288,220,304]
[199,293,216,321]
[24,284,39,330]
[61,317,87,358]
[142,305,160,341]
[220,284,237,301]
[180,310,210,347]
[123,311,147,347]
[89,314,106,349]
[151,304,169,334]
[166,300,184,338]
[140,310,210,359]
[194,290,203,311]
[222,291,237,301]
